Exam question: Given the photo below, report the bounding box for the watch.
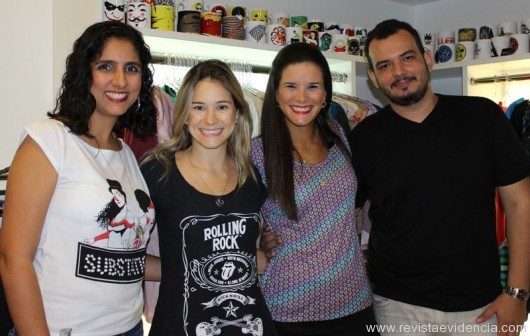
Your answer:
[503,286,529,303]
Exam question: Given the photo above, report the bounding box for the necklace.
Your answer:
[95,134,136,208]
[299,128,319,164]
[94,134,123,179]
[187,149,230,207]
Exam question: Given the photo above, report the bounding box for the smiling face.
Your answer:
[89,38,142,124]
[276,62,326,132]
[104,0,126,22]
[187,79,238,151]
[367,29,432,106]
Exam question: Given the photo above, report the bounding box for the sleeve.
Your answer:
[23,119,67,173]
[490,102,530,185]
[140,159,160,207]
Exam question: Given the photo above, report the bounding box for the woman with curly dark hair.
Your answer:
[0,21,157,335]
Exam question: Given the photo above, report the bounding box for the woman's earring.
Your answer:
[136,97,141,111]
[321,102,326,108]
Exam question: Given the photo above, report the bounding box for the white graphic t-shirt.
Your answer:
[24,119,153,335]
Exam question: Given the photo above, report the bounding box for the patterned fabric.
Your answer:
[499,241,509,288]
[521,101,530,158]
[250,121,372,322]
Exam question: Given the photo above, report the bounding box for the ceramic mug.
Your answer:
[340,24,354,37]
[478,25,495,39]
[207,3,228,18]
[458,28,476,42]
[267,24,286,46]
[290,15,308,29]
[325,22,341,35]
[126,1,151,29]
[347,36,362,55]
[285,26,303,44]
[437,43,455,63]
[475,39,493,59]
[491,35,510,56]
[319,31,333,52]
[228,5,247,22]
[151,5,175,31]
[302,29,319,47]
[175,0,204,12]
[520,18,530,34]
[498,21,518,36]
[307,18,324,32]
[333,33,348,53]
[222,15,245,40]
[509,33,530,55]
[250,9,268,23]
[103,0,126,22]
[270,12,289,27]
[201,11,222,36]
[456,41,474,61]
[438,30,455,45]
[177,10,201,33]
[245,20,266,43]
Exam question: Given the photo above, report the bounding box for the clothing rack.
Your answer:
[151,54,270,74]
[151,53,348,83]
[0,166,8,181]
[470,72,530,85]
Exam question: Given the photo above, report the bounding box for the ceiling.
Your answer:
[386,0,440,5]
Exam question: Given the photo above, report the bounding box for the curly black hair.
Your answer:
[48,21,157,138]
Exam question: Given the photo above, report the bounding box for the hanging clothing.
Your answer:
[120,86,175,162]
[509,99,530,159]
[332,93,381,130]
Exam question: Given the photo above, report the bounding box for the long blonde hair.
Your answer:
[142,59,255,187]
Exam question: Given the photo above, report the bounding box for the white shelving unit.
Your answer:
[139,28,530,104]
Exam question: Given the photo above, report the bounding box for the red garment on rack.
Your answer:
[495,190,506,246]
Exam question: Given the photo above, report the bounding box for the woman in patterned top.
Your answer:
[250,42,379,335]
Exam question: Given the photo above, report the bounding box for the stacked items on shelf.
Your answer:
[101,0,371,54]
[423,18,530,64]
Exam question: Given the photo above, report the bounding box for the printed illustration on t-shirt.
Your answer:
[181,213,264,336]
[76,179,154,284]
[86,179,153,249]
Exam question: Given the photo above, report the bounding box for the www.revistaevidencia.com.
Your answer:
[366,323,526,334]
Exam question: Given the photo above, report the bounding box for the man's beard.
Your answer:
[378,68,430,106]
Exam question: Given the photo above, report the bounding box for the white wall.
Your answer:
[0,1,53,169]
[0,0,527,167]
[413,0,530,34]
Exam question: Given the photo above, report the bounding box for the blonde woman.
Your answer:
[141,60,277,336]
